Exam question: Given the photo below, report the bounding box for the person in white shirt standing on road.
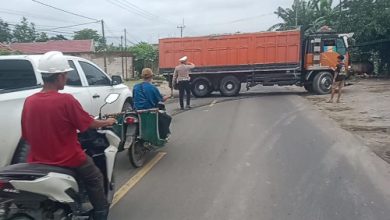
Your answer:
[173,56,195,110]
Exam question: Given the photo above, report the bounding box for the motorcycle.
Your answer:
[0,93,122,220]
[116,103,169,168]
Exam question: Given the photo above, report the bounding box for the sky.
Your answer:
[1,0,293,45]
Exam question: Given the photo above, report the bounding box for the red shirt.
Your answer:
[22,91,93,167]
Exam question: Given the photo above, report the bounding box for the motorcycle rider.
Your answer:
[133,68,172,139]
[21,51,116,220]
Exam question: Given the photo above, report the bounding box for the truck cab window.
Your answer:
[0,60,37,91]
[336,38,347,55]
[66,60,82,86]
[79,61,111,86]
[323,40,336,52]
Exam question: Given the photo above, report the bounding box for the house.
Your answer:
[9,40,133,78]
[10,40,95,55]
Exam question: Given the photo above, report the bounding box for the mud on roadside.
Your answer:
[299,79,390,164]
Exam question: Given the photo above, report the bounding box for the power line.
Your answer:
[31,0,100,22]
[38,21,100,31]
[118,0,157,19]
[120,0,177,25]
[0,9,81,25]
[106,0,154,21]
[126,39,136,46]
[106,0,177,25]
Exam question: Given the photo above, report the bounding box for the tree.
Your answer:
[73,28,105,51]
[49,34,68,40]
[269,0,336,33]
[13,17,37,42]
[36,32,49,42]
[269,0,316,31]
[129,42,158,76]
[0,19,12,43]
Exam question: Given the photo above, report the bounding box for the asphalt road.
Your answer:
[110,87,390,220]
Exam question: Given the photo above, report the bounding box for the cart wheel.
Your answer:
[128,141,146,168]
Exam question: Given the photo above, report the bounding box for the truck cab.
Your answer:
[302,32,353,94]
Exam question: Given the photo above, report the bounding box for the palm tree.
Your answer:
[269,0,338,33]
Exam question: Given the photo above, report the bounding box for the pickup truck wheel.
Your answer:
[220,75,240,96]
[191,77,212,97]
[11,140,30,164]
[313,71,333,95]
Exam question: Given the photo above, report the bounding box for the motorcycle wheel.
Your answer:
[128,141,146,168]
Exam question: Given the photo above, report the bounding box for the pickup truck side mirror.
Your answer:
[111,75,123,86]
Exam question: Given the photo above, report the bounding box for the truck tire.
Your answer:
[191,77,212,97]
[312,71,333,95]
[11,140,30,164]
[304,84,314,93]
[219,75,241,96]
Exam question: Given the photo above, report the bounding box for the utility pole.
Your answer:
[177,18,185,38]
[124,28,129,80]
[295,0,298,27]
[121,36,124,78]
[101,20,107,73]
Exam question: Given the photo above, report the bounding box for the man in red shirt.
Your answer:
[21,51,115,220]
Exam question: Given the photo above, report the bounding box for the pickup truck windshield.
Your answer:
[0,60,37,92]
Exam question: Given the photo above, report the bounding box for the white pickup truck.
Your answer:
[0,55,133,167]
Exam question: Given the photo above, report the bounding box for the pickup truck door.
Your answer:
[77,60,122,116]
[61,60,95,114]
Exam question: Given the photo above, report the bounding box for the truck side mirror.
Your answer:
[111,75,123,86]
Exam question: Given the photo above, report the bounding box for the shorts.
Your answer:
[335,75,346,82]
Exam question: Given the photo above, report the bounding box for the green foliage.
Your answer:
[0,19,12,43]
[13,17,37,42]
[269,0,336,33]
[36,32,49,42]
[129,42,158,77]
[49,34,68,40]
[271,0,390,75]
[73,28,105,51]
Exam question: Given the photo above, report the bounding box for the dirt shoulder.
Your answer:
[296,79,390,163]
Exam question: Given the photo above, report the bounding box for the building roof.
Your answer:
[10,39,95,54]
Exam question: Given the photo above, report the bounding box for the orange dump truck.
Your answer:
[159,29,352,97]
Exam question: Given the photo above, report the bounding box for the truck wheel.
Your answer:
[219,75,241,96]
[191,77,212,97]
[304,84,314,93]
[11,140,30,164]
[312,71,333,95]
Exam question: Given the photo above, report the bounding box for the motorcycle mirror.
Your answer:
[99,93,120,119]
[105,93,120,104]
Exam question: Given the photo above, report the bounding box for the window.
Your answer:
[66,60,82,86]
[336,38,347,55]
[79,61,110,86]
[0,60,37,91]
[323,39,336,53]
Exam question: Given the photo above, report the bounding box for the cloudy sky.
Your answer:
[2,0,293,44]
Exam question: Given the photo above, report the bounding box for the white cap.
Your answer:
[38,51,73,75]
[179,56,187,62]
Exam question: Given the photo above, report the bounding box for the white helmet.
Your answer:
[179,56,187,62]
[38,51,73,74]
